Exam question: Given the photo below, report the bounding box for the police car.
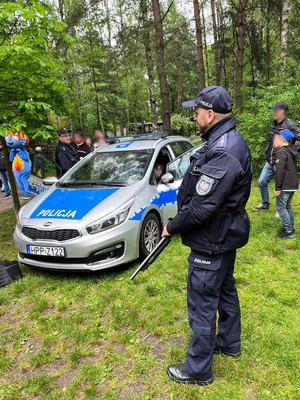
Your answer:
[14,133,202,271]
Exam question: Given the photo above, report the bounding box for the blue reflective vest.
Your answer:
[168,116,252,254]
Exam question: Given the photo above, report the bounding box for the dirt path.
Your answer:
[0,190,31,214]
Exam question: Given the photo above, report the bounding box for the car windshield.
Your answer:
[59,149,152,187]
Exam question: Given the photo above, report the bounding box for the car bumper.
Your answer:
[14,221,140,271]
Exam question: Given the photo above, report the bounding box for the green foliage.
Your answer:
[235,84,300,173]
[171,114,196,136]
[0,0,69,139]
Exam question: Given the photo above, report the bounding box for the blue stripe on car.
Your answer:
[129,187,179,221]
[30,188,119,220]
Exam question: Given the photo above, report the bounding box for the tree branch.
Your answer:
[161,0,175,23]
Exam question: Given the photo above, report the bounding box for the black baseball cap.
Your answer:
[269,102,289,112]
[182,86,233,114]
[58,128,72,136]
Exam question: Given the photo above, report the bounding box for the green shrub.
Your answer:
[235,85,300,176]
[170,114,197,136]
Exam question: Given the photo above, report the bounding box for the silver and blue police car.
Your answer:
[14,133,202,271]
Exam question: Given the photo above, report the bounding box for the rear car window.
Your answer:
[170,141,193,157]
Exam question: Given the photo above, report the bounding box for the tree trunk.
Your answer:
[58,0,73,131]
[217,1,227,88]
[177,58,182,113]
[141,0,158,132]
[56,114,60,130]
[265,1,271,84]
[235,0,247,109]
[211,0,220,85]
[91,64,103,132]
[152,0,171,135]
[77,72,89,135]
[280,0,289,69]
[0,136,20,218]
[193,0,206,89]
[88,36,104,134]
[201,6,210,86]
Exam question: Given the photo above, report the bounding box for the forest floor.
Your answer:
[0,182,299,400]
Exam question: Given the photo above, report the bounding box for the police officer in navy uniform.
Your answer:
[162,86,252,385]
[55,128,80,177]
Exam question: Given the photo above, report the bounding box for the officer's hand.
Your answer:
[275,191,281,197]
[161,225,171,237]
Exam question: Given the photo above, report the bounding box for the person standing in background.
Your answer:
[85,137,94,152]
[0,141,11,199]
[55,128,79,177]
[94,130,107,149]
[274,129,299,239]
[33,147,47,178]
[253,102,300,211]
[70,130,91,158]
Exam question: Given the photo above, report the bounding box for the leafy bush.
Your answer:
[171,114,197,136]
[235,85,300,176]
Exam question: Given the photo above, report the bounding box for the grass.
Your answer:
[0,182,299,400]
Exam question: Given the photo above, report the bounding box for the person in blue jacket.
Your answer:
[162,86,252,385]
[55,128,79,177]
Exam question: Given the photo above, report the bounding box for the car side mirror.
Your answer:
[42,176,58,186]
[161,172,174,184]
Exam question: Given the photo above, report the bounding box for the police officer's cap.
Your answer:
[58,128,72,136]
[269,102,289,112]
[182,86,233,114]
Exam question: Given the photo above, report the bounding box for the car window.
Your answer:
[31,151,61,179]
[150,146,172,185]
[170,141,193,157]
[60,149,152,187]
[167,144,204,181]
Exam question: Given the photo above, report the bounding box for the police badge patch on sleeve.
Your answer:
[196,175,215,196]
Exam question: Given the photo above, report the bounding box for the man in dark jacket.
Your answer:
[0,141,11,199]
[55,128,79,177]
[70,129,91,158]
[162,86,252,385]
[274,129,299,239]
[253,102,300,210]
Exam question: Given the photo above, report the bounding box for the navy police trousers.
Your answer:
[184,249,241,380]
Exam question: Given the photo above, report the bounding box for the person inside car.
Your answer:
[55,128,79,177]
[154,162,164,185]
[70,129,91,158]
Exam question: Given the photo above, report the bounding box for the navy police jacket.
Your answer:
[167,116,252,254]
[55,142,79,176]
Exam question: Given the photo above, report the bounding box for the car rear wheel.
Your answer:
[139,212,161,258]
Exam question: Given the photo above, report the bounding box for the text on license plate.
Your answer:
[27,245,65,257]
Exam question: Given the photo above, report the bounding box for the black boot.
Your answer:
[214,347,241,358]
[166,364,214,385]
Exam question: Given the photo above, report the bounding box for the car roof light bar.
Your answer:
[106,132,168,143]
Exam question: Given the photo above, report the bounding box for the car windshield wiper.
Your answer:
[59,181,77,187]
[60,181,126,187]
[94,182,126,187]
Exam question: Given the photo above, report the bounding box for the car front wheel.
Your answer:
[139,212,161,258]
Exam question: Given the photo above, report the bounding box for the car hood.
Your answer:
[21,183,143,223]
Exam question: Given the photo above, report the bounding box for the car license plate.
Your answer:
[27,245,65,257]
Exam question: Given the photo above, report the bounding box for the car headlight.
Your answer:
[86,199,134,235]
[16,216,22,231]
[16,208,23,230]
